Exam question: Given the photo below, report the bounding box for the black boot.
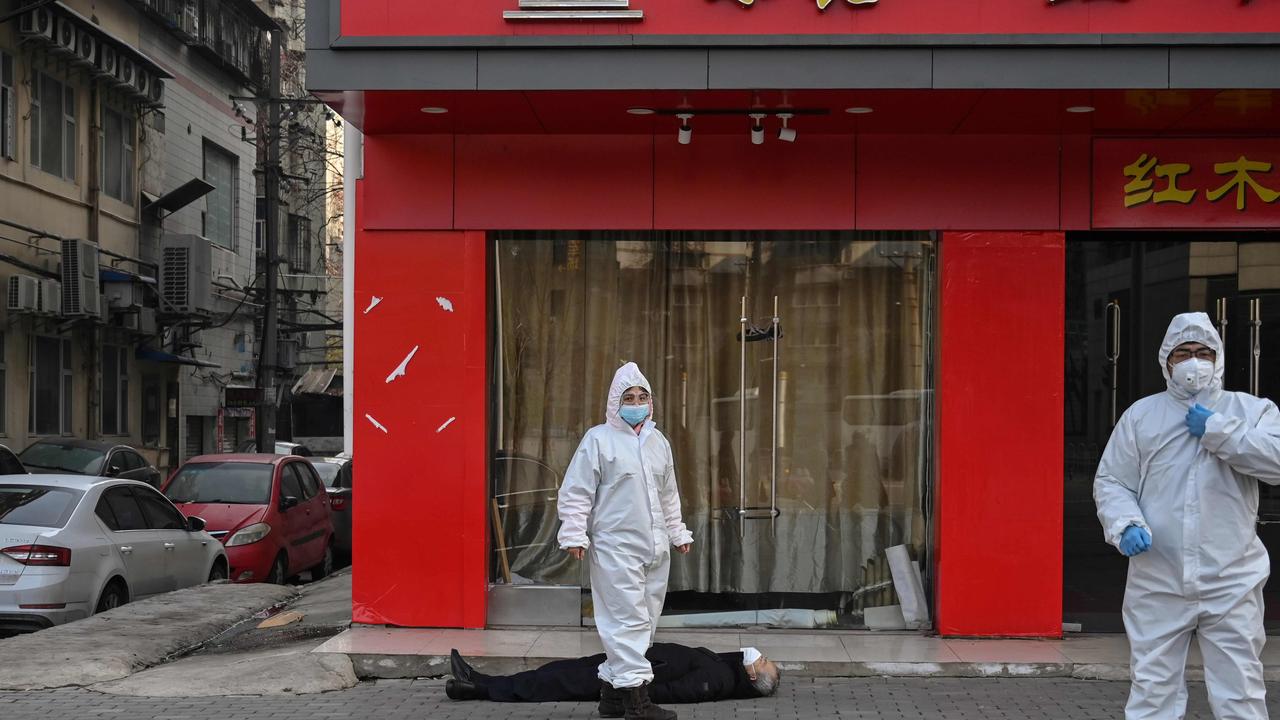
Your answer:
[622,683,676,720]
[599,680,624,718]
[445,678,488,701]
[450,649,489,683]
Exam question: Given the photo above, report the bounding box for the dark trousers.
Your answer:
[485,654,609,703]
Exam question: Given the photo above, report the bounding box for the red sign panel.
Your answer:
[1093,139,1280,229]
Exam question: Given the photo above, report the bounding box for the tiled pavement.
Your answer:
[4,677,1280,720]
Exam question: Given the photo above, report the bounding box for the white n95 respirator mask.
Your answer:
[1172,358,1214,393]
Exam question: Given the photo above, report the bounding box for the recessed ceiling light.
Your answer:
[845,107,874,114]
[627,108,655,115]
[1066,106,1095,114]
[420,107,449,114]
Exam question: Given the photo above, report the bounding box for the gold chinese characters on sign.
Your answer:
[729,0,879,8]
[1124,154,1280,212]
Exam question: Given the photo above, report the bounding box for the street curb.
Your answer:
[0,583,297,690]
[346,654,1081,680]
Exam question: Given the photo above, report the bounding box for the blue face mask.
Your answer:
[619,404,649,427]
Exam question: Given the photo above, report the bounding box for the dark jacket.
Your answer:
[482,642,762,703]
[647,644,760,703]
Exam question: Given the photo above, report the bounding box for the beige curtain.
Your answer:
[492,232,933,611]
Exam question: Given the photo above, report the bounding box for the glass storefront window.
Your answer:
[1064,236,1280,632]
[491,232,936,628]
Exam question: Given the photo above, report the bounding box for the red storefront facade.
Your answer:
[309,0,1280,637]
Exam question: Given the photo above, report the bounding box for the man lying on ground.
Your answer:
[444,642,781,715]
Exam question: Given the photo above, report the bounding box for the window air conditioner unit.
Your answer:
[54,17,77,56]
[38,278,62,316]
[121,307,157,335]
[116,58,136,87]
[133,71,151,99]
[18,8,54,41]
[160,234,214,315]
[61,238,102,317]
[104,280,140,310]
[95,43,119,79]
[6,275,39,313]
[147,79,164,106]
[75,31,97,67]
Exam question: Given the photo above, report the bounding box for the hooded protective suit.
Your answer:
[558,362,694,689]
[1095,312,1280,719]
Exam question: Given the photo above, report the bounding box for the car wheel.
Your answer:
[267,553,288,585]
[310,542,334,581]
[95,580,128,614]
[208,560,228,583]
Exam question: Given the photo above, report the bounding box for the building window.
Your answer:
[255,197,266,254]
[0,331,6,435]
[101,105,136,203]
[29,336,72,436]
[202,140,237,250]
[1,52,15,160]
[102,346,129,436]
[30,72,76,180]
[287,214,310,272]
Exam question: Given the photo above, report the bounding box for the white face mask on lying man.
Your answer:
[740,647,761,666]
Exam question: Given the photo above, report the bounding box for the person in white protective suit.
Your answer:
[1095,311,1280,720]
[559,362,694,720]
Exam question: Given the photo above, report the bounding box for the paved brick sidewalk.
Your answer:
[3,678,1278,719]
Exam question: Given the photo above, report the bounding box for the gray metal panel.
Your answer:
[487,585,582,627]
[933,48,1170,88]
[1170,47,1280,89]
[329,31,1280,50]
[306,49,479,91]
[708,49,931,89]
[306,0,331,50]
[477,49,709,90]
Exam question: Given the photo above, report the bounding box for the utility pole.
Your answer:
[256,26,282,451]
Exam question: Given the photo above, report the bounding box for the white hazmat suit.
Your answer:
[1095,312,1280,719]
[558,362,694,689]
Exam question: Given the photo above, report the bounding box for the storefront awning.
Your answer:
[292,367,341,396]
[136,348,220,368]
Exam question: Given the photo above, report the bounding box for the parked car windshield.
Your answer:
[165,463,274,505]
[18,443,104,474]
[312,462,341,488]
[0,485,84,528]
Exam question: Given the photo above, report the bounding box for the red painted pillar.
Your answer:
[935,232,1064,637]
[352,212,488,627]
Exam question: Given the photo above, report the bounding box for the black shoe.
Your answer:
[622,683,676,720]
[445,678,488,701]
[599,680,624,718]
[450,649,478,683]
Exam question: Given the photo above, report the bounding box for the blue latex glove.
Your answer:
[1119,525,1151,557]
[1187,403,1215,438]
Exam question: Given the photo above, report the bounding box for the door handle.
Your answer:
[1106,300,1122,427]
[163,542,176,550]
[1250,298,1262,397]
[119,546,133,554]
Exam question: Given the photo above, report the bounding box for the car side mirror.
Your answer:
[187,516,207,532]
[105,465,122,477]
[281,496,299,511]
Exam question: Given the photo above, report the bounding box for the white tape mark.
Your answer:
[436,417,456,433]
[365,414,388,434]
[385,346,419,384]
[363,296,383,314]
[436,296,454,313]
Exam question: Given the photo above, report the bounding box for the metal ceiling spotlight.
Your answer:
[677,113,693,145]
[749,114,766,145]
[777,113,796,143]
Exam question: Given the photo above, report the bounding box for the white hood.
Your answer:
[605,362,653,432]
[1158,311,1224,402]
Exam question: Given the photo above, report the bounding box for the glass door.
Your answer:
[491,232,935,629]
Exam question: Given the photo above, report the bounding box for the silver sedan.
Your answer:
[0,476,228,634]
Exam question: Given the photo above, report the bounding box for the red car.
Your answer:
[162,454,334,584]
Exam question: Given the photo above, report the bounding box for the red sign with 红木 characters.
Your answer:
[1093,139,1280,229]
